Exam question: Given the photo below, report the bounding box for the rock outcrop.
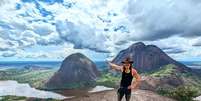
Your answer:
[112,42,191,72]
[45,53,100,89]
[139,75,184,92]
[67,89,175,101]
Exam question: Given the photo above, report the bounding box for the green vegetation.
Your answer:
[149,64,201,100]
[157,85,199,101]
[180,72,201,95]
[0,96,60,101]
[28,98,60,101]
[45,81,97,90]
[0,96,27,101]
[63,81,96,89]
[96,70,121,88]
[0,68,56,88]
[148,64,176,77]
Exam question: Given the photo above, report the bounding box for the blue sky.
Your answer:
[1,0,201,61]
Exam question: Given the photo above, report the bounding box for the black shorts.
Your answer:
[117,87,131,95]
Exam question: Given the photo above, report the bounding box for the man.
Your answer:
[108,57,141,101]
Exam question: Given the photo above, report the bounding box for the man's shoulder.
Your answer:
[131,68,138,76]
[132,68,137,71]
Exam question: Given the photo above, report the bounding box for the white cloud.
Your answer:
[125,0,201,40]
[31,22,55,36]
[56,20,111,53]
[0,0,201,60]
[1,51,16,57]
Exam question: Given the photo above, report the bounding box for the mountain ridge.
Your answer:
[112,42,191,73]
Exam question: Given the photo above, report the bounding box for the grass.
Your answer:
[0,95,61,101]
[148,64,176,77]
[0,96,27,101]
[45,81,97,90]
[96,70,121,88]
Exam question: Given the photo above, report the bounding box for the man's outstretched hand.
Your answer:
[107,61,112,69]
[107,61,116,69]
[107,61,123,71]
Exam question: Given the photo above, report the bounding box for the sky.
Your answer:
[0,0,201,61]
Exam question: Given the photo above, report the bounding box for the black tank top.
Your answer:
[120,67,133,87]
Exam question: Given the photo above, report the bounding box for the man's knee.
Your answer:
[117,88,124,101]
[125,94,131,101]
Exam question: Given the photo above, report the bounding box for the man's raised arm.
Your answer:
[108,62,123,71]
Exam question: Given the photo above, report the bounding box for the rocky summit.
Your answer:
[112,42,191,73]
[45,53,100,89]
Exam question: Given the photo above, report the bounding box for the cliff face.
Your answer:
[45,53,100,89]
[112,42,190,72]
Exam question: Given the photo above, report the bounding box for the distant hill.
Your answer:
[45,53,100,89]
[23,65,52,70]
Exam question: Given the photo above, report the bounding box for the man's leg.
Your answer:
[125,89,131,101]
[125,94,131,101]
[117,88,124,101]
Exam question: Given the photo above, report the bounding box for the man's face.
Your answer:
[123,63,131,69]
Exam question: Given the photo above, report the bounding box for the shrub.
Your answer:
[172,85,199,101]
[157,85,199,101]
